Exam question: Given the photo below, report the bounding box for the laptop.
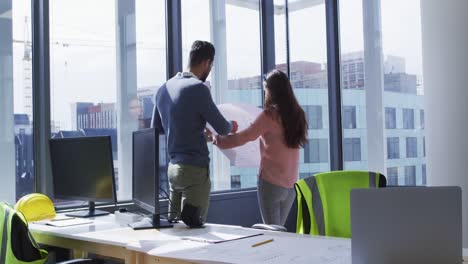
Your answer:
[351,186,462,264]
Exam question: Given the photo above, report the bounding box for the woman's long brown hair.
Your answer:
[264,70,308,148]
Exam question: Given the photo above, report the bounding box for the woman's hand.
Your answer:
[204,128,214,142]
[230,120,239,134]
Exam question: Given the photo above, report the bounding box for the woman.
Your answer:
[214,70,307,225]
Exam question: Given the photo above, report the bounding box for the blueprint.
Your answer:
[208,103,262,168]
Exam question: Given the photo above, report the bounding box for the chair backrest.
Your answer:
[295,171,386,238]
[0,202,48,264]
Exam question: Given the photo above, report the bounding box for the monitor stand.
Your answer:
[129,213,173,230]
[65,201,110,218]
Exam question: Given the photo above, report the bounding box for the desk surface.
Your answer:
[30,214,467,264]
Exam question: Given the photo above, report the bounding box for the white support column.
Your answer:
[0,2,16,204]
[362,0,386,174]
[421,0,468,247]
[209,0,231,191]
[116,0,138,200]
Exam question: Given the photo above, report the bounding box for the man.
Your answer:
[152,40,238,222]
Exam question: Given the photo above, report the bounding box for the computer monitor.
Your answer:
[49,136,117,218]
[129,128,172,230]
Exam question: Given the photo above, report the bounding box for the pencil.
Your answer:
[251,238,274,247]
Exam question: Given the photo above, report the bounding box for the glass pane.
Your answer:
[274,0,287,69]
[0,0,34,203]
[182,0,262,192]
[50,0,166,204]
[135,0,168,195]
[340,0,427,186]
[288,0,330,179]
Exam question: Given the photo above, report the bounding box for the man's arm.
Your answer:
[198,85,234,135]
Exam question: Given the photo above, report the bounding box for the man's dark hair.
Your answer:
[188,40,215,68]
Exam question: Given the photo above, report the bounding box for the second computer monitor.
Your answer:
[131,128,172,229]
[132,128,160,213]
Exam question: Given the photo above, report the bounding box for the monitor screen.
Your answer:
[49,136,116,203]
[132,128,161,213]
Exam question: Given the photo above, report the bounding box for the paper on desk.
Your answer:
[180,232,263,244]
[207,103,262,168]
[34,218,93,227]
[150,235,351,264]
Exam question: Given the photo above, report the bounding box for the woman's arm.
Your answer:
[214,111,271,149]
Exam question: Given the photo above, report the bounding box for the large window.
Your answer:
[4,0,432,200]
[288,0,330,175]
[182,0,262,192]
[340,0,427,185]
[0,0,34,203]
[50,0,166,202]
[274,0,287,69]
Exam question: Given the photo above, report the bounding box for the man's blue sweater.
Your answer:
[152,73,232,167]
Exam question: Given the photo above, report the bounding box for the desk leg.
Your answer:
[72,249,88,259]
[134,252,145,264]
[124,251,137,264]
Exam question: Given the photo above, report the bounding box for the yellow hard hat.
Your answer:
[14,193,56,222]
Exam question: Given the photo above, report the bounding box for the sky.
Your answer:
[9,0,423,130]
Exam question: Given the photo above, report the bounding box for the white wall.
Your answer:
[421,0,468,247]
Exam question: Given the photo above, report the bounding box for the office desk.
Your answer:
[30,214,350,264]
[30,216,137,262]
[29,215,468,264]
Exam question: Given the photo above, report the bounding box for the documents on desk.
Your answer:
[127,227,264,249]
[180,232,263,244]
[33,217,94,227]
[30,215,351,264]
[128,231,351,264]
[147,235,349,264]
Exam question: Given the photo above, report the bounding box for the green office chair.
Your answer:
[0,202,101,264]
[294,171,386,238]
